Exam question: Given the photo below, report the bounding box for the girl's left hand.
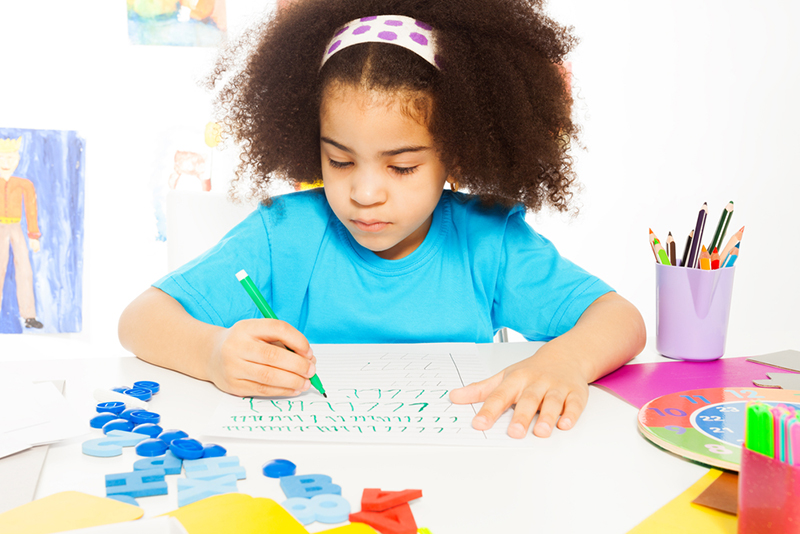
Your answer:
[448,347,591,439]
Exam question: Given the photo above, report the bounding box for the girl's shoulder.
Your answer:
[256,188,332,227]
[447,190,525,230]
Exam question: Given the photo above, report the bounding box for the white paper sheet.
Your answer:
[0,380,87,456]
[204,343,534,446]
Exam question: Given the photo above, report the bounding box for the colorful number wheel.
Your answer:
[638,387,800,471]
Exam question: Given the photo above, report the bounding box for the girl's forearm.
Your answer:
[541,292,646,383]
[118,287,223,381]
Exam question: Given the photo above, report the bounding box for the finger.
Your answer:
[242,319,314,358]
[449,372,503,404]
[241,357,312,392]
[557,390,588,431]
[506,391,545,439]
[533,389,568,438]
[471,378,522,431]
[244,338,317,380]
[234,378,310,398]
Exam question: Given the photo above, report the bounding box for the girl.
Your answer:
[119,0,646,439]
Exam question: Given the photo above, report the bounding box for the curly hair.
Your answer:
[207,0,580,212]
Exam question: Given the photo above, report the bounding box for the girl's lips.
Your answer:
[352,220,389,232]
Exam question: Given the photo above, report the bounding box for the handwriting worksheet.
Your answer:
[204,343,535,446]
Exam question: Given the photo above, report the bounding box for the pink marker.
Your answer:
[771,407,789,462]
[790,418,800,466]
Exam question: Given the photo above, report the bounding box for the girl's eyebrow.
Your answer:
[321,136,431,157]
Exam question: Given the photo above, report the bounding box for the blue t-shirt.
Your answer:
[154,189,613,343]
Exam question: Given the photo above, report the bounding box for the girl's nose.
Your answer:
[350,168,387,206]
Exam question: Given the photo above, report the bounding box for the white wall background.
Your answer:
[1,1,798,362]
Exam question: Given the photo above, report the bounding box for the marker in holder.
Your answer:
[738,446,800,533]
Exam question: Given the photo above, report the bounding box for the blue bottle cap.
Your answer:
[262,459,297,478]
[133,381,160,394]
[90,413,118,429]
[132,423,163,438]
[123,388,152,402]
[201,444,227,458]
[102,418,135,434]
[135,438,169,457]
[158,429,189,445]
[169,438,204,460]
[119,408,140,421]
[129,410,161,426]
[96,401,126,415]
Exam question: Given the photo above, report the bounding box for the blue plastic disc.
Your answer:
[110,386,129,394]
[135,438,169,457]
[202,444,227,458]
[102,419,135,434]
[90,413,118,429]
[158,429,189,445]
[123,388,152,402]
[169,438,204,460]
[119,408,139,421]
[129,410,161,426]
[96,401,126,415]
[262,459,297,478]
[132,423,163,438]
[133,381,160,394]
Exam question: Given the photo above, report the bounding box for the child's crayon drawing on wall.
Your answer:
[152,125,219,241]
[127,0,227,47]
[0,128,85,334]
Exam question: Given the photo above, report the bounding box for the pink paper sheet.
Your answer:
[592,356,792,409]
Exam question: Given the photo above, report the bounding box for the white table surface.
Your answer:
[2,342,708,534]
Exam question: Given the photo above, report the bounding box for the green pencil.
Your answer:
[707,201,734,254]
[236,269,327,398]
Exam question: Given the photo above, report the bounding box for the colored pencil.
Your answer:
[653,237,671,266]
[722,244,739,268]
[236,269,327,398]
[720,226,744,265]
[648,229,658,261]
[707,201,734,254]
[666,232,677,267]
[686,203,709,268]
[680,229,693,267]
[698,245,711,270]
[710,247,720,270]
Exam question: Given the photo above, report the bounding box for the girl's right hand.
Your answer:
[207,318,316,397]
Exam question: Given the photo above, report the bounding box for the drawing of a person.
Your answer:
[0,137,43,329]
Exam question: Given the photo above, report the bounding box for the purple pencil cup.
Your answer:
[655,263,736,361]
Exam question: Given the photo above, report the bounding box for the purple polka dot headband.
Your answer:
[322,15,439,70]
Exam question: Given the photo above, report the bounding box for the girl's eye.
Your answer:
[391,166,418,176]
[328,159,352,169]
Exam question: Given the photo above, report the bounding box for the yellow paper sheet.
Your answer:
[162,493,377,534]
[0,491,143,534]
[628,470,736,534]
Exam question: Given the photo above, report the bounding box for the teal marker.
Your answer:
[236,269,327,398]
